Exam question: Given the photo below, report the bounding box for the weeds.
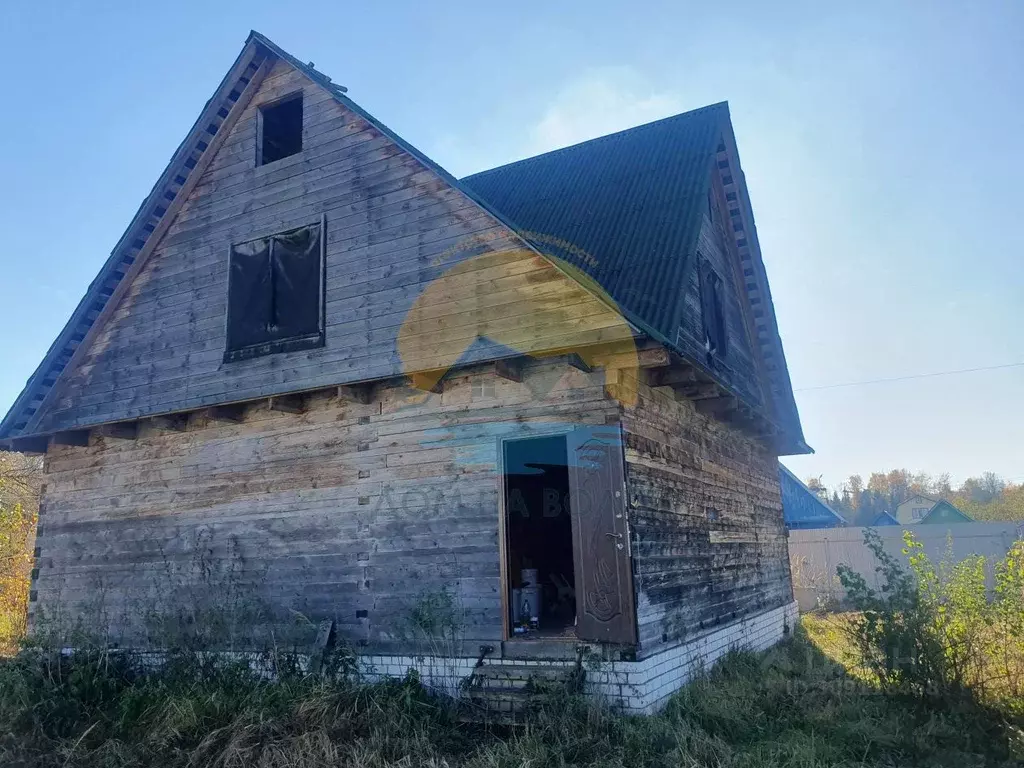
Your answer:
[837,529,1024,711]
[1,621,1021,767]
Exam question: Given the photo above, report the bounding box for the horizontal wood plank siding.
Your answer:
[622,377,791,659]
[36,58,625,434]
[32,361,618,650]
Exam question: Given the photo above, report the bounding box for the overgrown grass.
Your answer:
[1,620,1021,768]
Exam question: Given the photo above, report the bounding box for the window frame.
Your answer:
[698,257,728,360]
[223,215,327,363]
[256,91,304,167]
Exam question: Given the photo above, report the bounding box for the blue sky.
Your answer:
[2,1,1022,488]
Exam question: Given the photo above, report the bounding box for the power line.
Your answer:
[794,361,1024,392]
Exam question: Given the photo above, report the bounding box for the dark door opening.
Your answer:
[503,435,576,638]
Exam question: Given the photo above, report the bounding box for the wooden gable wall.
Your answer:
[34,58,628,435]
[675,175,764,409]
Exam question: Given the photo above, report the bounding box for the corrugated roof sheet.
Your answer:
[461,104,727,339]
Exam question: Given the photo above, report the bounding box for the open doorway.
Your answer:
[502,435,576,638]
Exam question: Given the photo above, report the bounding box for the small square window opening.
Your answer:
[259,94,303,165]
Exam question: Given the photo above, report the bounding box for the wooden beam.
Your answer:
[148,414,189,432]
[635,347,671,368]
[647,365,698,388]
[10,436,49,454]
[337,384,373,404]
[97,422,138,440]
[675,382,720,400]
[494,358,524,383]
[269,394,306,414]
[51,430,90,447]
[208,404,246,423]
[695,396,738,416]
[566,353,593,373]
[595,346,670,371]
[409,371,446,394]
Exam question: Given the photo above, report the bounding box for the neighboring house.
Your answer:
[895,495,972,525]
[895,494,939,524]
[918,500,973,524]
[779,465,846,529]
[870,511,901,527]
[0,32,808,714]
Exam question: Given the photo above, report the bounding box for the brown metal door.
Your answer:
[567,425,637,644]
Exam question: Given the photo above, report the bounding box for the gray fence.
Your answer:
[788,522,1024,612]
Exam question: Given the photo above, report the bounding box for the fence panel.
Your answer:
[788,522,1024,612]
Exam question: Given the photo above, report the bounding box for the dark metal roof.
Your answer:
[461,104,726,339]
[462,106,809,453]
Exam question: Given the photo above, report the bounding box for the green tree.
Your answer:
[0,451,41,651]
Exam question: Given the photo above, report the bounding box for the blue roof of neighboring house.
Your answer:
[778,464,846,529]
[871,511,900,526]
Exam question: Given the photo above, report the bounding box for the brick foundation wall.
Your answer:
[357,601,798,714]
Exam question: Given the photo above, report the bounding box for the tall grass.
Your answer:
[1,623,1021,768]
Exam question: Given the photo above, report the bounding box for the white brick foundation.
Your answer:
[355,601,799,714]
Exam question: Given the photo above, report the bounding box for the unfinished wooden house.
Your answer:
[0,32,810,712]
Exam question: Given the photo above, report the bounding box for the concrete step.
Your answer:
[461,662,583,722]
[502,638,579,660]
[471,663,576,691]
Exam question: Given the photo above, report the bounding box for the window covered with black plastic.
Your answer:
[225,222,324,361]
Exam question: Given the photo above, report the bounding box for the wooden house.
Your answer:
[895,494,972,525]
[0,32,808,713]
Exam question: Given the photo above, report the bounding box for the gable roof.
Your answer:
[778,464,847,528]
[462,107,806,452]
[871,511,901,526]
[462,106,725,338]
[1,32,807,455]
[919,500,973,524]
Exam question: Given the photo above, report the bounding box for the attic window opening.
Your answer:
[699,258,728,359]
[259,93,303,165]
[224,219,325,362]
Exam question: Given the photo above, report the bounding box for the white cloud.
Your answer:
[525,67,685,156]
[429,66,687,177]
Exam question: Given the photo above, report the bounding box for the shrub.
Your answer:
[837,528,1024,708]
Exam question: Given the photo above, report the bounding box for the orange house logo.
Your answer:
[396,238,640,406]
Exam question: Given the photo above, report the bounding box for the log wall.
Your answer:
[622,376,791,659]
[32,361,617,650]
